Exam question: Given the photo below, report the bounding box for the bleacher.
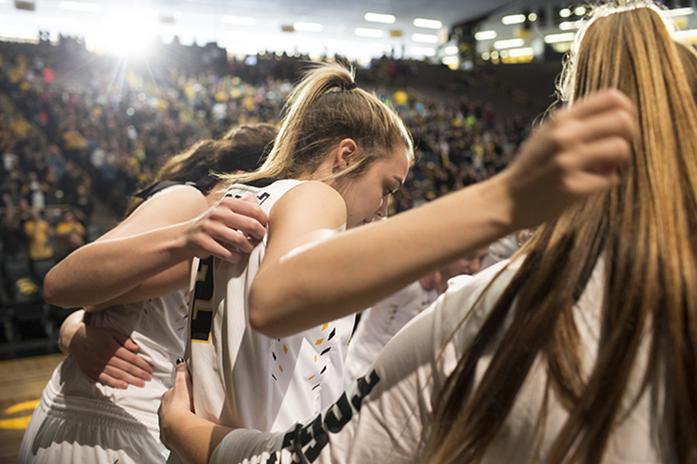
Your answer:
[0,37,546,358]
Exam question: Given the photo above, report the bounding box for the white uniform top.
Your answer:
[21,289,190,462]
[187,179,355,433]
[79,289,190,428]
[345,281,438,383]
[210,259,660,464]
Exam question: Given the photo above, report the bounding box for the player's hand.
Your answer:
[182,195,268,262]
[68,321,153,389]
[158,359,194,450]
[497,89,636,228]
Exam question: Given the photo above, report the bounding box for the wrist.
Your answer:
[477,172,517,234]
[162,408,196,449]
[166,221,194,261]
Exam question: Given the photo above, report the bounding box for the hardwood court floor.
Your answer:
[0,354,64,463]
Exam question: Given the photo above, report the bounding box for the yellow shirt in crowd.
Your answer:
[24,219,53,261]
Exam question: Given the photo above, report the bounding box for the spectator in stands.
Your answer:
[55,209,86,259]
[26,171,47,211]
[0,207,25,257]
[1,40,523,222]
[74,183,92,220]
[23,210,53,263]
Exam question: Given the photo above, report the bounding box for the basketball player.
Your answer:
[18,124,276,463]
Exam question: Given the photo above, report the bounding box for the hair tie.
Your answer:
[345,82,357,91]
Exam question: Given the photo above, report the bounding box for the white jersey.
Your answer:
[19,289,190,463]
[187,179,355,434]
[210,259,660,464]
[345,281,438,382]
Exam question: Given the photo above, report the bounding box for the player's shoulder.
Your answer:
[126,183,208,225]
[143,183,206,210]
[282,180,344,203]
[271,180,346,221]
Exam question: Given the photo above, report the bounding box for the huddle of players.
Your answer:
[18,3,697,463]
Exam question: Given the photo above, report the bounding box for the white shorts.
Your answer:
[17,389,167,464]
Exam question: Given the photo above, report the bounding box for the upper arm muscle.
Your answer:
[99,185,209,242]
[258,181,347,275]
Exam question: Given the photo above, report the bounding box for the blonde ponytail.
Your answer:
[224,61,412,185]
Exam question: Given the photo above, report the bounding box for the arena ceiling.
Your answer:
[0,0,517,60]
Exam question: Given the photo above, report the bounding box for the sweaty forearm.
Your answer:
[166,411,234,464]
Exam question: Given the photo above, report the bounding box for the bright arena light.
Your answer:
[87,12,156,58]
[364,12,396,24]
[294,22,324,32]
[494,38,525,49]
[474,30,497,41]
[544,32,576,44]
[410,47,435,56]
[507,47,534,58]
[412,33,438,44]
[665,7,694,17]
[559,21,583,30]
[58,1,100,13]
[501,14,526,25]
[413,18,442,29]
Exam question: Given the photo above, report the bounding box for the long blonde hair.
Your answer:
[425,3,697,462]
[222,62,413,185]
[676,41,697,100]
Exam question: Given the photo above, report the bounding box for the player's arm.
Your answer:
[43,186,207,308]
[247,181,348,335]
[44,186,267,309]
[159,361,235,464]
[249,89,635,338]
[85,261,194,310]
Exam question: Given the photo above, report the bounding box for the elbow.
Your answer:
[42,268,70,308]
[248,282,290,339]
[42,269,59,305]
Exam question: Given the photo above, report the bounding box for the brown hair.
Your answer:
[223,61,413,185]
[425,3,697,463]
[129,123,277,212]
[676,42,697,102]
